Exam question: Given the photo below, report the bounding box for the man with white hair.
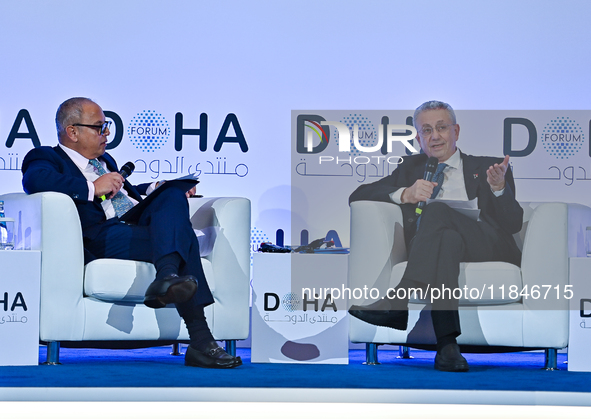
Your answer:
[349,100,523,372]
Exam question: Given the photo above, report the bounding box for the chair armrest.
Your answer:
[567,203,591,258]
[518,202,591,347]
[188,197,251,339]
[1,192,86,340]
[349,201,407,303]
[519,203,570,311]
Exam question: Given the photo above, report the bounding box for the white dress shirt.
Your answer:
[59,145,155,220]
[390,149,504,204]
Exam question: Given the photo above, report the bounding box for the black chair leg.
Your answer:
[225,340,237,357]
[543,348,558,370]
[43,341,61,365]
[170,343,183,356]
[397,345,413,359]
[364,343,380,365]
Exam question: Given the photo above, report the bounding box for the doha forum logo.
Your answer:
[127,110,170,152]
[541,116,584,159]
[282,293,301,312]
[339,113,377,157]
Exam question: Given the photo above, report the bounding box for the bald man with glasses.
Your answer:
[21,97,242,369]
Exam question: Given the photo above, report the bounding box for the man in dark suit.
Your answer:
[21,97,242,368]
[348,100,523,372]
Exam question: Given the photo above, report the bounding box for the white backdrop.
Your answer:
[1,0,591,250]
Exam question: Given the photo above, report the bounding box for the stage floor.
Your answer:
[1,346,591,410]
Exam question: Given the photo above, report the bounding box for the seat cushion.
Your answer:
[84,259,156,302]
[83,228,218,303]
[392,261,522,305]
[84,258,214,303]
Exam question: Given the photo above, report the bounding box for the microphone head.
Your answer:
[120,161,135,179]
[425,156,438,174]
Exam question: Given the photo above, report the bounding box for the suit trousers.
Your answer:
[403,201,517,340]
[84,187,214,312]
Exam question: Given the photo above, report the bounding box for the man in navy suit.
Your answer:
[349,100,523,372]
[22,97,241,368]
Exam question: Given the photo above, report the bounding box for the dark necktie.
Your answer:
[88,159,134,217]
[430,163,448,199]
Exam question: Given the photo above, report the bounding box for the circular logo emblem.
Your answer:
[128,110,170,152]
[282,293,301,312]
[541,117,584,159]
[340,113,377,157]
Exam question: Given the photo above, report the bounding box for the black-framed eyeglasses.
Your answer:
[72,121,112,136]
[418,124,454,138]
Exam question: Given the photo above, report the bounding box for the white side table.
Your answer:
[0,250,41,366]
[251,252,349,364]
[568,257,591,371]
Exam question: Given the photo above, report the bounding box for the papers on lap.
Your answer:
[426,198,480,221]
[120,173,199,224]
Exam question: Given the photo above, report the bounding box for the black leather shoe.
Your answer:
[434,343,469,372]
[185,341,243,369]
[348,298,408,330]
[144,274,198,309]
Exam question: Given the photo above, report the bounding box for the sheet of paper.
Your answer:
[171,172,200,182]
[426,198,480,221]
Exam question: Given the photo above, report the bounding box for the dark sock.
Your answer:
[181,304,215,351]
[155,252,182,281]
[436,334,457,352]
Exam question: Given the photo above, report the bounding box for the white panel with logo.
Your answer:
[568,257,591,372]
[0,250,41,366]
[251,253,349,364]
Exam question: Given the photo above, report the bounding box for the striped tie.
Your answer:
[89,159,134,218]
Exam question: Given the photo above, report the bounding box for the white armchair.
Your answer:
[348,200,591,368]
[0,192,251,364]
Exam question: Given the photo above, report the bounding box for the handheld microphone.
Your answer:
[118,161,135,179]
[101,161,135,200]
[415,157,439,216]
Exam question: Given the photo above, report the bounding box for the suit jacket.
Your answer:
[349,151,524,264]
[21,146,150,242]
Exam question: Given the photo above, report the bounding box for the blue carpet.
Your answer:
[0,346,586,392]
